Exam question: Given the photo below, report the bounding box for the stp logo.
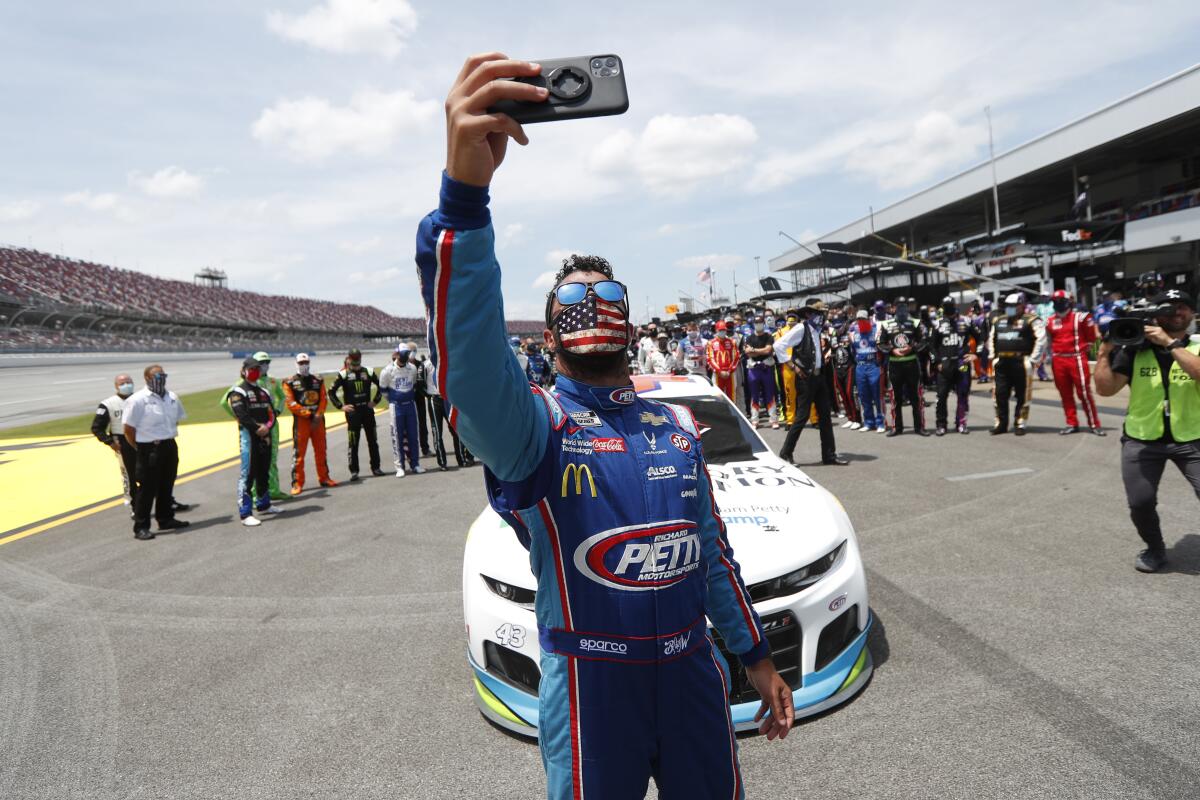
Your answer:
[610,388,636,405]
[669,433,692,453]
[574,522,701,591]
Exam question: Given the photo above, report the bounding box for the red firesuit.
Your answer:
[1046,310,1101,428]
[706,331,741,401]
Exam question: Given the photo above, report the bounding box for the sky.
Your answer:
[2,1,1199,323]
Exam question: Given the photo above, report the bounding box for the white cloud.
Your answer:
[63,190,119,211]
[499,223,527,249]
[128,166,205,198]
[266,0,417,59]
[339,236,382,254]
[0,200,40,222]
[591,114,758,194]
[252,89,439,160]
[544,248,583,268]
[532,270,558,289]
[348,266,404,286]
[674,254,744,270]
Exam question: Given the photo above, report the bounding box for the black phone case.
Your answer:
[489,55,629,124]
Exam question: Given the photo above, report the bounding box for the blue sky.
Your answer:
[2,1,1199,322]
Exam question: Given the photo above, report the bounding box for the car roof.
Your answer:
[631,374,722,399]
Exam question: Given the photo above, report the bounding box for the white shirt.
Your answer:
[123,387,187,442]
[773,321,822,369]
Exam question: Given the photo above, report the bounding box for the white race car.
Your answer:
[463,374,872,736]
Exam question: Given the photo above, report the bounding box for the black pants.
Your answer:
[134,439,178,529]
[345,407,381,474]
[430,395,469,468]
[992,357,1029,431]
[1121,438,1200,550]
[887,359,924,432]
[935,359,971,429]
[117,438,139,508]
[779,370,836,462]
[415,388,431,453]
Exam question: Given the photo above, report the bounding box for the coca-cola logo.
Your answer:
[592,437,626,453]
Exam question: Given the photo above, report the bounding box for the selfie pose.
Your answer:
[415,53,793,800]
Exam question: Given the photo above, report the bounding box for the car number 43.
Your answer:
[495,623,526,647]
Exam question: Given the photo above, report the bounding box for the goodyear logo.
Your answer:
[561,463,597,498]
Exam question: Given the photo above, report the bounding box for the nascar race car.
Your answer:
[463,374,872,736]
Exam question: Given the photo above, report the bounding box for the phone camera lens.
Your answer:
[600,67,612,77]
[604,57,616,68]
[591,58,603,70]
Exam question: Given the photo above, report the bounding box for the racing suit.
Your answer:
[227,380,275,519]
[743,332,778,426]
[220,376,285,500]
[987,312,1046,432]
[972,311,991,381]
[329,366,382,475]
[678,335,707,377]
[878,317,927,433]
[92,393,138,509]
[849,321,884,430]
[1046,311,1101,428]
[830,329,859,424]
[427,368,470,469]
[705,335,740,401]
[930,316,982,431]
[774,323,797,424]
[282,372,332,490]
[380,359,421,471]
[527,352,551,386]
[416,174,767,800]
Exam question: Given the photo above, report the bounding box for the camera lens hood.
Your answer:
[545,66,591,101]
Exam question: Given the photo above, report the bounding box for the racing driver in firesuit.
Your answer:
[417,53,793,800]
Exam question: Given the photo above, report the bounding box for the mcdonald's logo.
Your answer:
[561,463,597,498]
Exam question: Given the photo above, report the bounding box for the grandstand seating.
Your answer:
[0,247,544,351]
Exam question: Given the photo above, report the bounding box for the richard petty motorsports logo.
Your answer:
[574,520,701,591]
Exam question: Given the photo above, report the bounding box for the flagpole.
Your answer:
[986,106,1001,232]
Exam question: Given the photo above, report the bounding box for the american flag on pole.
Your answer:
[697,267,712,284]
[557,297,629,353]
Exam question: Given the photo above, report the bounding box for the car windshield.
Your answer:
[659,395,767,465]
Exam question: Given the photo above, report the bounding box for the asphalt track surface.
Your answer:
[0,350,394,430]
[1,383,1198,799]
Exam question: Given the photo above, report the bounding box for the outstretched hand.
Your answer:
[445,53,546,187]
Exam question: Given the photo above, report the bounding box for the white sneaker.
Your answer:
[242,516,261,527]
[849,422,861,430]
[837,412,846,419]
[395,467,406,478]
[261,505,284,515]
[840,420,852,428]
[411,465,427,474]
[876,426,887,433]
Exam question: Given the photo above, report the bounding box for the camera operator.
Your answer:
[1093,290,1200,573]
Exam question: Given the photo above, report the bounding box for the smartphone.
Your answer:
[489,55,629,124]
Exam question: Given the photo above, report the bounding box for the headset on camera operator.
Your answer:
[1093,289,1200,573]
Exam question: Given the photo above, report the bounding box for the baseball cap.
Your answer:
[295,352,310,363]
[252,350,271,362]
[1150,289,1194,308]
[714,320,727,331]
[242,356,261,370]
[396,343,412,353]
[856,310,869,319]
[348,348,362,357]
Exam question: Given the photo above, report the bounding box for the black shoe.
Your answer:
[171,501,192,512]
[989,426,1006,435]
[885,429,900,437]
[915,429,931,437]
[133,527,155,540]
[1014,426,1026,437]
[1134,548,1167,573]
[958,425,969,435]
[422,449,432,457]
[158,519,190,531]
[1091,427,1107,437]
[821,456,849,466]
[777,451,794,464]
[935,427,946,436]
[349,473,359,482]
[371,468,385,477]
[1059,426,1078,435]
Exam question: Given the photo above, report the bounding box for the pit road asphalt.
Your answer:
[1,384,1197,799]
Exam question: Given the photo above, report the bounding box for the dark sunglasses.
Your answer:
[554,280,627,306]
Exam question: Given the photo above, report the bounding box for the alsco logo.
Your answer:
[561,463,597,498]
[610,388,636,405]
[573,521,701,591]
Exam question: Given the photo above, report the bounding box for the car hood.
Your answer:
[466,456,852,591]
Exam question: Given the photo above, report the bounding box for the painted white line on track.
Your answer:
[946,467,1035,482]
[52,378,101,385]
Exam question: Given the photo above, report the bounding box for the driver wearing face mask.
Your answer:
[283,353,336,494]
[1045,290,1104,435]
[92,372,144,515]
[986,292,1047,435]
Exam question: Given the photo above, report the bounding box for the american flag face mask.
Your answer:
[552,283,630,355]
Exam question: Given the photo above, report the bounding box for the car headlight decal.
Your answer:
[748,541,846,602]
[482,574,537,610]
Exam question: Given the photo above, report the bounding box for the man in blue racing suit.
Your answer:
[416,53,793,800]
